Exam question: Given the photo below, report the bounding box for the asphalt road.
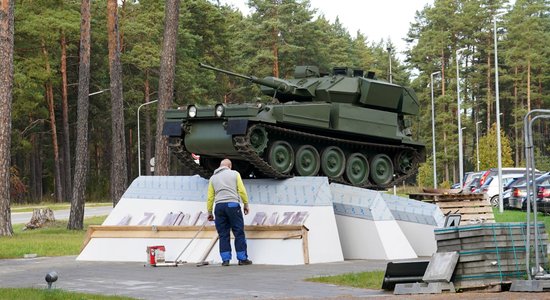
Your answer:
[11,206,113,225]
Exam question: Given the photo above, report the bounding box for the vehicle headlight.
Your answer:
[187,105,197,118]
[215,104,225,117]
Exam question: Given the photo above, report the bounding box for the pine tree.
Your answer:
[0,0,14,236]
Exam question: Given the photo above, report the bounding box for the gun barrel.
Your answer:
[199,62,290,92]
[198,63,252,81]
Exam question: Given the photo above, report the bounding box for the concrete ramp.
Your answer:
[330,183,417,260]
[78,176,343,265]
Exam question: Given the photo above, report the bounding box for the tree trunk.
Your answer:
[527,59,531,113]
[107,0,127,206]
[68,0,91,230]
[272,28,279,77]
[41,39,64,203]
[441,49,445,95]
[486,45,492,132]
[0,0,14,236]
[154,0,180,176]
[24,208,55,230]
[31,132,43,202]
[60,31,72,203]
[144,70,153,176]
[514,66,519,166]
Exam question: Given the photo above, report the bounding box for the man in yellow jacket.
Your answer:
[207,159,252,266]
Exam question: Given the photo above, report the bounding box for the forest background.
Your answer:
[4,0,550,207]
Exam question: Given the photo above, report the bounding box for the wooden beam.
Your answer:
[82,225,310,264]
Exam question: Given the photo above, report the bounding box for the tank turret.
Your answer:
[199,63,419,116]
[164,62,425,189]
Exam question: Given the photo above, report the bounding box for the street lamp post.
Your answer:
[431,71,441,189]
[387,46,393,84]
[137,99,158,176]
[456,47,468,187]
[476,120,482,172]
[494,12,506,213]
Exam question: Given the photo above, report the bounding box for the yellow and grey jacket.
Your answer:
[207,166,248,213]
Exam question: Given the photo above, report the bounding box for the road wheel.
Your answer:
[268,141,294,174]
[321,146,346,179]
[346,153,369,186]
[369,154,394,186]
[295,145,320,176]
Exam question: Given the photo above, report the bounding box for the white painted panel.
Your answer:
[397,221,437,257]
[335,216,417,260]
[374,221,417,259]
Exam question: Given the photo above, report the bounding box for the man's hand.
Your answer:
[207,212,214,222]
[243,204,249,215]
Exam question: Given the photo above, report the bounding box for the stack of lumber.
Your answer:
[409,192,494,224]
[434,222,548,290]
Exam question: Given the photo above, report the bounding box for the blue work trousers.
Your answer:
[214,202,248,261]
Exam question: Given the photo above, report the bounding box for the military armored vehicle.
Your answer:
[163,63,425,189]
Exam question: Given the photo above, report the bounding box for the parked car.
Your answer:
[463,171,483,191]
[502,176,529,209]
[537,185,550,214]
[466,178,482,193]
[478,168,540,187]
[476,174,523,207]
[508,174,550,210]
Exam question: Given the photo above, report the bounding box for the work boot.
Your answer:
[238,259,253,265]
[221,260,230,266]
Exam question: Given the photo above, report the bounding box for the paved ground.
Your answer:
[11,206,113,224]
[0,256,545,299]
[0,256,389,299]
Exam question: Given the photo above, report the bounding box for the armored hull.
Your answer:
[163,64,425,189]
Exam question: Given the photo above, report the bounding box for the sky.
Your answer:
[220,0,434,57]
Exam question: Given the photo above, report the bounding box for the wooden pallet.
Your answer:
[409,192,495,223]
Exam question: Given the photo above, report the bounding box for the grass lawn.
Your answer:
[0,216,106,259]
[305,271,384,289]
[306,209,548,290]
[11,202,111,213]
[0,288,135,300]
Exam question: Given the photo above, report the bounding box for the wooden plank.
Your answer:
[460,214,496,221]
[440,207,494,214]
[436,201,492,208]
[302,227,309,264]
[410,193,486,202]
[82,225,309,249]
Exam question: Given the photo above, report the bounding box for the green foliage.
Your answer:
[0,288,135,300]
[477,123,514,170]
[535,147,550,171]
[416,160,433,188]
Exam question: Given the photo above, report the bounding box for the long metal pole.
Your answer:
[529,114,550,276]
[137,99,158,176]
[476,121,482,172]
[522,109,550,279]
[431,71,441,189]
[456,48,467,187]
[494,13,505,213]
[387,47,393,84]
